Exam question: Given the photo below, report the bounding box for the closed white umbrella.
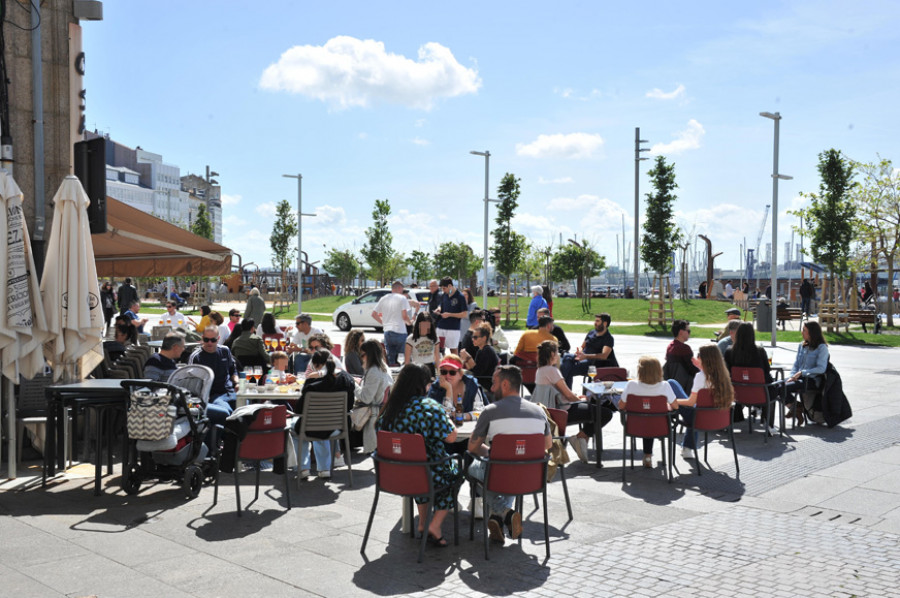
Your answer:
[41,175,104,381]
[0,169,51,478]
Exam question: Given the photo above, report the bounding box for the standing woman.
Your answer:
[724,322,774,426]
[100,282,116,331]
[379,363,459,548]
[670,345,734,458]
[784,321,829,424]
[353,340,393,453]
[406,312,441,376]
[243,287,266,325]
[343,329,366,377]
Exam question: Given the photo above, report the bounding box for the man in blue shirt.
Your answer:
[526,285,548,328]
[433,277,467,354]
[123,300,148,334]
[144,333,185,382]
[189,325,238,425]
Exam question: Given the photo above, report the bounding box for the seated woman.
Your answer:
[378,363,459,548]
[784,321,829,425]
[343,329,366,377]
[427,355,487,455]
[230,318,271,378]
[257,312,283,339]
[303,333,335,378]
[618,356,686,468]
[670,345,734,458]
[354,340,393,453]
[533,340,595,464]
[406,312,441,376]
[294,349,357,479]
[210,311,230,347]
[725,322,774,427]
[103,324,135,363]
[459,322,499,393]
[194,305,212,334]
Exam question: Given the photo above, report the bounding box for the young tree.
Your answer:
[851,156,899,326]
[191,204,214,240]
[519,244,545,293]
[490,173,528,297]
[641,155,681,285]
[800,149,857,304]
[323,249,358,295]
[361,199,397,287]
[551,242,605,299]
[433,242,480,288]
[406,250,434,285]
[269,199,298,293]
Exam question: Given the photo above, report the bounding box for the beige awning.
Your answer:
[93,197,234,277]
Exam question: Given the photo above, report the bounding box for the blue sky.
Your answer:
[81,0,900,277]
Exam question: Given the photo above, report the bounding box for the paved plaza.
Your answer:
[2,329,900,597]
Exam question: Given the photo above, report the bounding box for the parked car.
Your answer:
[332,288,432,331]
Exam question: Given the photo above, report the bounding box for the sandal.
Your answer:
[426,533,448,548]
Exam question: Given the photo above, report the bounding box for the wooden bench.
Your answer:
[750,304,805,330]
[844,310,878,333]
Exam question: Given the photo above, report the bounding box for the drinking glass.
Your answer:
[588,365,597,380]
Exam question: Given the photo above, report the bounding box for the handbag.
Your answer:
[127,388,177,441]
[350,404,373,431]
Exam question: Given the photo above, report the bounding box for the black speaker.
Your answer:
[74,138,107,234]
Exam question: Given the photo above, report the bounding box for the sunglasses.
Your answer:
[439,369,459,376]
[201,337,218,343]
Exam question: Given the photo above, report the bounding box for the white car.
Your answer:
[332,288,433,331]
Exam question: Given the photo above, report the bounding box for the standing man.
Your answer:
[188,325,239,425]
[526,285,548,329]
[560,313,618,388]
[117,277,138,314]
[467,366,552,544]
[372,281,412,365]
[433,277,467,354]
[288,314,323,374]
[799,278,814,316]
[724,280,735,301]
[663,319,698,393]
[427,279,442,327]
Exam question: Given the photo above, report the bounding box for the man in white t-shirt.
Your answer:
[372,281,411,366]
[159,301,194,327]
[288,313,323,373]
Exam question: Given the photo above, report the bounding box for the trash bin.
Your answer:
[756,300,772,333]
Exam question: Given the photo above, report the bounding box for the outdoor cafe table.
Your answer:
[43,379,148,496]
[582,380,628,468]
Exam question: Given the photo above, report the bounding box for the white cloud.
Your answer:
[646,84,686,100]
[554,87,604,101]
[516,133,604,159]
[538,176,574,185]
[411,137,430,146]
[220,193,241,206]
[259,36,481,110]
[415,118,427,128]
[255,202,276,218]
[313,205,346,226]
[650,119,705,155]
[390,209,434,229]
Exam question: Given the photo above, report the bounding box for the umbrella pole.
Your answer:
[5,377,15,479]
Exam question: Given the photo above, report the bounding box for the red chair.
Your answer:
[547,408,573,522]
[622,395,673,483]
[589,367,628,468]
[360,431,461,563]
[466,433,550,560]
[730,367,784,442]
[690,389,739,476]
[331,343,342,359]
[215,404,292,516]
[514,351,538,394]
[595,367,627,381]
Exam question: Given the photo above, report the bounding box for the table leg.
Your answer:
[594,398,603,469]
[95,407,103,496]
[401,496,412,534]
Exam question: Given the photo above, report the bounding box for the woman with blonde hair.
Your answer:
[671,344,734,458]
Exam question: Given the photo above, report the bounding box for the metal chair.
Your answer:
[15,373,70,465]
[295,391,353,487]
[546,408,573,522]
[360,431,461,563]
[622,395,673,483]
[688,389,739,476]
[731,366,785,441]
[167,365,214,406]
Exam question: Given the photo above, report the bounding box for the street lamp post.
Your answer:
[470,151,499,308]
[759,111,793,348]
[634,128,650,298]
[283,173,316,314]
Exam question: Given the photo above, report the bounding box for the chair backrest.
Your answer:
[547,407,568,436]
[16,373,53,414]
[167,364,214,405]
[375,431,431,496]
[530,384,560,409]
[486,433,547,496]
[731,366,768,406]
[595,367,628,381]
[692,388,731,431]
[516,352,538,384]
[331,343,342,359]
[151,325,172,341]
[239,404,288,460]
[300,391,349,434]
[624,395,670,438]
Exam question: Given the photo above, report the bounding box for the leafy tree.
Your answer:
[434,242,480,289]
[269,199,297,293]
[490,173,528,292]
[551,242,605,298]
[406,250,434,284]
[191,204,214,240]
[323,249,358,295]
[361,199,397,286]
[519,244,545,292]
[798,149,857,304]
[851,156,899,325]
[383,253,408,284]
[641,156,682,281]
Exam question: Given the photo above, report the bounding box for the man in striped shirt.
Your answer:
[468,365,552,544]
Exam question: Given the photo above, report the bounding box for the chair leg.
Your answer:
[469,480,477,541]
[542,487,550,560]
[360,487,380,557]
[622,428,626,482]
[344,434,353,488]
[283,450,292,510]
[483,491,490,560]
[254,464,261,504]
[559,463,573,521]
[234,465,242,516]
[730,425,740,476]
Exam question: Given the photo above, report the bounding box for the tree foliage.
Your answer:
[641,155,681,276]
[323,248,358,293]
[406,250,434,284]
[361,198,397,286]
[434,242,480,287]
[490,173,528,279]
[551,242,605,298]
[269,200,297,282]
[191,204,214,240]
[520,244,545,291]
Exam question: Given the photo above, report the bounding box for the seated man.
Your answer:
[513,315,557,359]
[144,333,186,382]
[188,325,238,425]
[467,366,552,543]
[160,300,193,327]
[717,319,742,355]
[537,307,570,353]
[123,300,148,335]
[560,313,618,388]
[287,313,323,374]
[715,307,742,341]
[663,319,698,393]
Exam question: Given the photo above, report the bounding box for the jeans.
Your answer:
[383,330,407,365]
[801,297,811,315]
[299,430,340,472]
[206,391,236,426]
[468,458,513,517]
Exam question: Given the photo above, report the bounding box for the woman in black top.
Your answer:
[459,322,498,382]
[724,322,774,426]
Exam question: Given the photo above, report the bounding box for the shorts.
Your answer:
[436,328,460,350]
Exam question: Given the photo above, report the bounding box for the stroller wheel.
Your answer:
[183,465,203,499]
[122,473,142,496]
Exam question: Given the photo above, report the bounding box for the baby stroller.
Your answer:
[120,378,218,499]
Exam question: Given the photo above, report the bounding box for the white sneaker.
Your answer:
[318,470,331,478]
[472,500,484,520]
[682,446,694,459]
[332,454,346,468]
[298,469,310,479]
[572,436,589,463]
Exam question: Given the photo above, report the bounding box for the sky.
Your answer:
[81,0,900,280]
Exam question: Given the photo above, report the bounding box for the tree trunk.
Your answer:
[886,258,895,328]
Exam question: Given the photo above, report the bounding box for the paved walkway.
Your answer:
[2,330,899,597]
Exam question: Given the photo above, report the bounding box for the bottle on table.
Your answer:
[454,394,464,426]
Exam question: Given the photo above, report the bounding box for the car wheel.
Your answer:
[336,312,351,331]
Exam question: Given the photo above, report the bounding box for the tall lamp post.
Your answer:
[634,128,650,297]
[759,112,793,347]
[470,150,499,308]
[283,173,316,314]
